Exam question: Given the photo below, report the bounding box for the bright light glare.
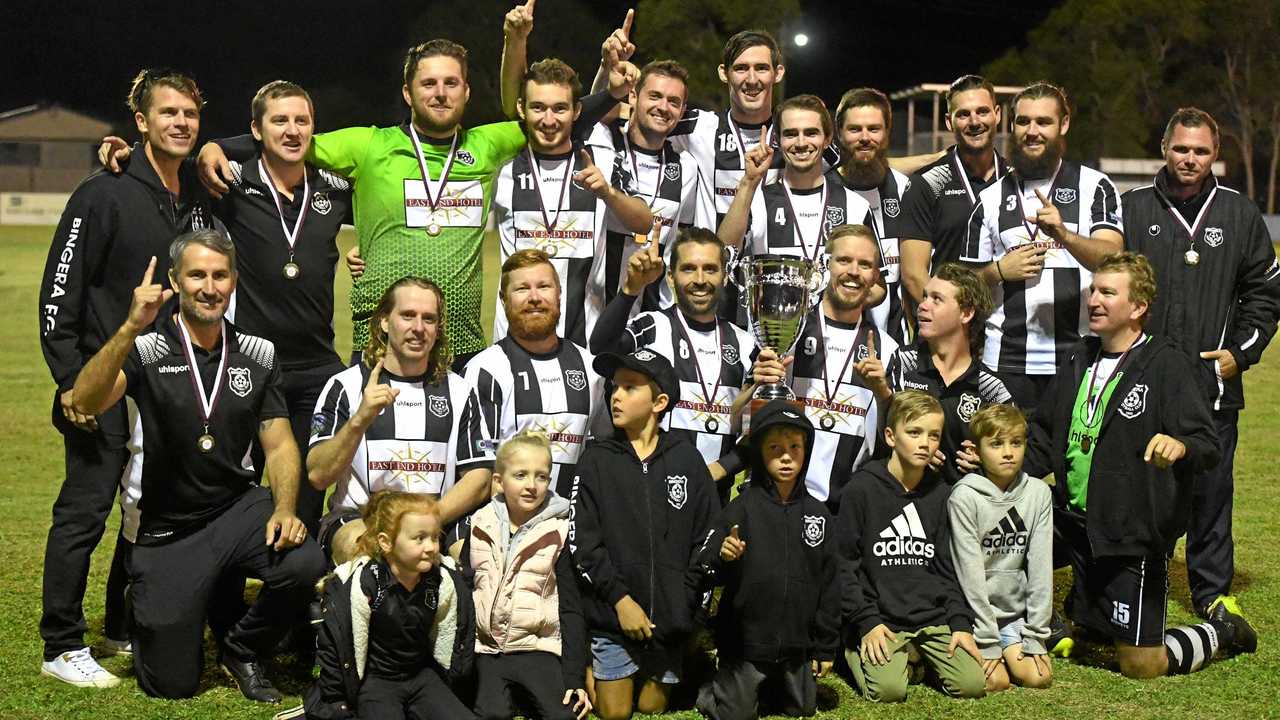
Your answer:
[794,33,809,47]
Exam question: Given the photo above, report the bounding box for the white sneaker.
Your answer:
[102,638,132,657]
[40,648,121,688]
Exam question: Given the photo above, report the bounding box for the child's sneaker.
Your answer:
[1047,613,1074,658]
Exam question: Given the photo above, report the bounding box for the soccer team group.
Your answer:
[36,3,1280,719]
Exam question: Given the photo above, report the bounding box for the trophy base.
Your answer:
[742,385,804,435]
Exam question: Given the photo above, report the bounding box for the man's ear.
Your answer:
[135,111,148,136]
[402,84,413,109]
[717,64,729,84]
[773,64,786,84]
[251,120,263,142]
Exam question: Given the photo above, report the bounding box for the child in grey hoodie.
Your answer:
[948,404,1053,692]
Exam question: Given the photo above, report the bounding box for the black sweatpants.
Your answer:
[39,402,129,661]
[359,667,476,720]
[1187,409,1239,612]
[128,486,326,699]
[282,359,346,535]
[697,657,816,720]
[474,652,575,720]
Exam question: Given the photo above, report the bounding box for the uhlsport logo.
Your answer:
[666,475,688,509]
[803,515,826,547]
[227,367,252,397]
[983,507,1030,554]
[873,502,935,566]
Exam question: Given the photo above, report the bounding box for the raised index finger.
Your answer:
[141,255,157,286]
[368,358,384,386]
[866,331,877,359]
[525,0,536,12]
[621,8,634,38]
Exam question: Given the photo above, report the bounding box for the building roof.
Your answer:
[0,103,113,141]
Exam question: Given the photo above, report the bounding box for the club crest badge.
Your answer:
[633,349,657,362]
[456,149,477,166]
[565,369,587,392]
[227,367,252,397]
[1054,188,1077,204]
[882,198,900,218]
[429,395,449,419]
[1118,384,1148,419]
[721,343,739,366]
[856,343,870,361]
[825,206,846,227]
[663,163,681,182]
[1204,227,1224,247]
[956,392,981,423]
[666,475,688,509]
[311,191,332,215]
[803,515,826,547]
[1148,224,1161,237]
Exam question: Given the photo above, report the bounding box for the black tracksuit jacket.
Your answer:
[836,459,974,644]
[37,145,214,435]
[568,431,718,645]
[1024,335,1221,557]
[1122,170,1280,412]
[688,407,841,663]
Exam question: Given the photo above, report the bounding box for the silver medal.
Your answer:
[427,222,442,237]
[1184,250,1200,266]
[197,433,216,453]
[283,261,301,280]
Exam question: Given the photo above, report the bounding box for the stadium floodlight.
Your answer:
[793,32,809,47]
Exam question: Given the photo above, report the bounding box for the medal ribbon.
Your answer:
[408,126,460,216]
[781,178,832,263]
[726,114,770,172]
[674,311,724,418]
[1083,333,1144,425]
[1015,161,1063,247]
[526,148,576,233]
[176,315,230,434]
[952,146,1004,205]
[817,312,868,404]
[624,131,665,209]
[1163,185,1219,256]
[258,158,310,260]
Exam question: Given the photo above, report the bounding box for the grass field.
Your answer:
[1,224,1278,719]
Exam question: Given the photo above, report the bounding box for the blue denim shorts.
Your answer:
[591,635,681,684]
[998,619,1027,649]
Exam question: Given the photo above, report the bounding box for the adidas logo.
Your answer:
[872,502,935,565]
[982,507,1030,553]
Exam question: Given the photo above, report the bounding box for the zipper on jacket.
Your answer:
[647,464,656,620]
[779,501,791,661]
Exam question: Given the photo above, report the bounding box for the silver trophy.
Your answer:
[735,254,822,401]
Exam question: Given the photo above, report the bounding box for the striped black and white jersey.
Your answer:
[741,170,876,301]
[886,342,1014,485]
[586,121,711,312]
[618,306,755,464]
[309,364,493,511]
[491,145,634,346]
[848,168,913,346]
[899,147,1008,267]
[961,160,1123,375]
[670,109,781,227]
[790,306,899,504]
[463,336,602,496]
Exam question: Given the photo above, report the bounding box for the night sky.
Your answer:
[3,0,1058,136]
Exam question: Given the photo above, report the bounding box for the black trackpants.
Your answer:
[1187,409,1239,612]
[359,666,476,720]
[697,657,816,720]
[39,402,129,661]
[129,486,326,698]
[474,652,575,720]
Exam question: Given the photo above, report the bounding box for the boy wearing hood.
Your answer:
[569,349,718,720]
[948,404,1053,691]
[463,430,591,720]
[837,390,985,702]
[689,400,841,720]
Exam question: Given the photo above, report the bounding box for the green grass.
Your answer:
[1,225,1278,718]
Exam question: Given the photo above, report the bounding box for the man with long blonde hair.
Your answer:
[307,276,493,564]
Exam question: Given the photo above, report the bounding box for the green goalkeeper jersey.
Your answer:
[309,122,525,356]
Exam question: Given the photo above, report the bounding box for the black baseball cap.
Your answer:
[593,349,681,406]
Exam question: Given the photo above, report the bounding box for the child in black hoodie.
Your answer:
[690,400,841,720]
[837,390,984,703]
[569,349,718,720]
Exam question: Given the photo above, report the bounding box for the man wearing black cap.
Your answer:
[568,349,718,720]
